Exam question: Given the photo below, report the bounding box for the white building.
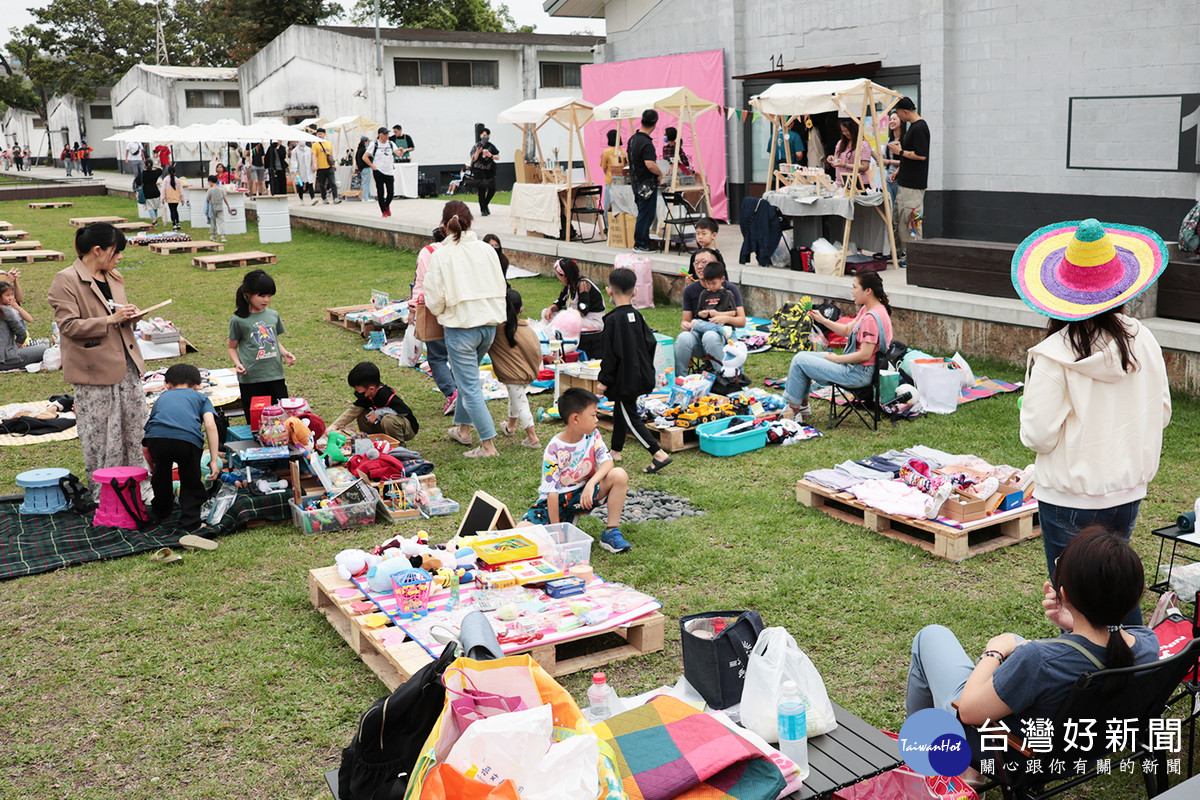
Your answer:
[546,0,1200,240]
[111,65,240,170]
[2,107,49,160]
[239,25,602,189]
[45,88,116,168]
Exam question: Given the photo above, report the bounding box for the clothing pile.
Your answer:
[127,232,192,246]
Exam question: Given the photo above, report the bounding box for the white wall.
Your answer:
[2,109,51,157]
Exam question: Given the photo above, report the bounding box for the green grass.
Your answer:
[434,190,511,205]
[1,194,1198,799]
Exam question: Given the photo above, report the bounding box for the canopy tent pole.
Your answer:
[684,96,712,215]
[837,86,872,270]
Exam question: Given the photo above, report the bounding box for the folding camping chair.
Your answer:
[569,185,606,243]
[660,190,705,254]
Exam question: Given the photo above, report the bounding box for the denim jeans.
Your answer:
[360,167,372,201]
[443,325,497,441]
[1039,499,1141,578]
[784,352,873,408]
[674,328,725,376]
[906,624,1025,716]
[634,186,657,248]
[424,337,457,398]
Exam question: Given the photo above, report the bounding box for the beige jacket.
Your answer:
[423,231,506,329]
[48,259,145,386]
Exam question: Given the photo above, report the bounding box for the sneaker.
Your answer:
[333,198,342,204]
[633,245,655,252]
[977,477,1000,498]
[925,480,955,519]
[795,404,812,422]
[442,391,457,416]
[312,198,320,206]
[323,199,330,204]
[600,528,632,554]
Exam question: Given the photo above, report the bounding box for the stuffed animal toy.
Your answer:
[324,429,349,464]
[335,548,383,581]
[285,416,312,448]
[721,341,748,378]
[366,552,443,592]
[348,452,408,481]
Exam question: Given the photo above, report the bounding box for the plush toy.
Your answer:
[721,341,748,378]
[285,416,312,448]
[335,548,383,581]
[366,553,442,592]
[347,453,408,481]
[324,429,349,464]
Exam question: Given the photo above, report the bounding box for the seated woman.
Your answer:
[661,127,692,173]
[906,526,1156,728]
[0,279,47,370]
[541,258,605,333]
[214,163,233,185]
[784,270,891,421]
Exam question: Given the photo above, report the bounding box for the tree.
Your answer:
[350,0,535,33]
[211,0,342,64]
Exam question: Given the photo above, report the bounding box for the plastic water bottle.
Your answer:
[777,680,810,780]
[587,672,615,722]
[50,321,59,345]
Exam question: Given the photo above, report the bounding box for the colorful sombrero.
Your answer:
[1011,218,1168,320]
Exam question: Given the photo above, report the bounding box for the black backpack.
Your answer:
[337,645,456,800]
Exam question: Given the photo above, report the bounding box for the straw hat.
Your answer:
[1010,218,1168,320]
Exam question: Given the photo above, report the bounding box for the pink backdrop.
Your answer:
[582,50,728,220]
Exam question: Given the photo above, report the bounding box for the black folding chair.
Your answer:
[829,359,882,431]
[660,190,705,254]
[568,185,606,242]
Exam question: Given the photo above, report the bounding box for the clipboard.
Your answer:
[133,299,173,319]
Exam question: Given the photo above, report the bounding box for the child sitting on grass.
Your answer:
[0,279,46,370]
[330,361,420,443]
[142,363,222,533]
[520,387,632,554]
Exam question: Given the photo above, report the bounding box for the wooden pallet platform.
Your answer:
[3,230,30,240]
[308,565,665,689]
[795,479,1040,562]
[149,240,224,254]
[113,221,153,232]
[0,221,10,230]
[596,415,698,453]
[69,215,126,227]
[192,251,276,270]
[29,202,73,209]
[324,303,407,335]
[0,249,65,264]
[0,240,40,251]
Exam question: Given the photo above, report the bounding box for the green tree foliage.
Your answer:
[350,0,534,33]
[210,0,342,63]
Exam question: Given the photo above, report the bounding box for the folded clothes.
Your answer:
[848,479,930,519]
[804,468,866,492]
[836,460,895,480]
[855,456,905,478]
[902,445,958,470]
[1179,512,1196,533]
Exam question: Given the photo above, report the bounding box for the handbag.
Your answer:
[680,610,764,709]
[414,304,443,342]
[443,667,528,732]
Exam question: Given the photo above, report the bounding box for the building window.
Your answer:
[540,62,582,89]
[32,117,45,129]
[185,89,240,108]
[393,58,499,88]
[90,105,113,120]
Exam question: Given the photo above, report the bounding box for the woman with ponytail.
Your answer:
[905,526,1156,727]
[424,200,507,457]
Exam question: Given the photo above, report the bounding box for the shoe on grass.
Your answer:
[442,391,458,416]
[600,528,632,554]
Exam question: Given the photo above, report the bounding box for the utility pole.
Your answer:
[374,0,382,75]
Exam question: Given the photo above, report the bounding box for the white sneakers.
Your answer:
[925,480,955,519]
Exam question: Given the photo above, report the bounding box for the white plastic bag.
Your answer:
[444,703,599,800]
[951,351,975,389]
[740,627,837,743]
[41,345,61,371]
[399,324,423,368]
[912,362,962,414]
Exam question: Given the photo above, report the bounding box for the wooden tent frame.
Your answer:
[759,81,904,271]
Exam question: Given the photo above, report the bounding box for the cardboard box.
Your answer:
[608,213,636,249]
[941,495,988,522]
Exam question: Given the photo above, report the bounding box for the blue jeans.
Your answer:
[1039,498,1143,625]
[424,337,457,398]
[634,186,657,249]
[784,352,873,408]
[906,624,1025,716]
[444,325,497,441]
[674,328,725,376]
[360,167,372,201]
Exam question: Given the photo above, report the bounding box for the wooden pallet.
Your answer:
[596,415,698,453]
[794,479,1040,562]
[0,240,40,251]
[149,240,224,255]
[192,251,276,270]
[29,202,73,209]
[113,221,153,232]
[308,565,666,689]
[0,221,11,230]
[69,215,127,227]
[3,230,30,240]
[0,249,65,264]
[324,303,407,335]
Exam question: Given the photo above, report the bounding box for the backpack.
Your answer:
[58,473,97,516]
[766,302,815,352]
[1180,201,1200,254]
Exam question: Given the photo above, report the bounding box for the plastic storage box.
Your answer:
[477,522,593,571]
[289,488,377,534]
[696,415,769,457]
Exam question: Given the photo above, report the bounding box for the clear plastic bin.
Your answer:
[289,490,376,534]
[477,522,593,570]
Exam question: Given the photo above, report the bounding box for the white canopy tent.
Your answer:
[590,86,718,212]
[498,97,595,186]
[750,79,904,269]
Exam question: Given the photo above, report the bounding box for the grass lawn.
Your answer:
[2,194,1198,799]
[433,190,511,205]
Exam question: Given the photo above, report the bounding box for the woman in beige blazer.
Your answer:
[48,223,148,490]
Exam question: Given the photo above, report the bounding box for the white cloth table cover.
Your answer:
[509,184,565,237]
[395,163,419,198]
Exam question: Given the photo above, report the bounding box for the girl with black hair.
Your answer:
[48,223,149,491]
[541,258,606,332]
[487,288,541,449]
[227,269,295,412]
[906,527,1156,727]
[161,166,183,231]
[827,118,871,188]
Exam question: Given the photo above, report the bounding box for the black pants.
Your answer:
[269,169,287,196]
[167,203,179,225]
[634,187,657,249]
[82,158,92,176]
[374,171,394,214]
[238,379,289,422]
[477,173,496,214]
[609,396,660,456]
[295,179,314,200]
[316,167,337,200]
[145,437,206,529]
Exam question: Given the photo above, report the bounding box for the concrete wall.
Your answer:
[2,108,51,158]
[112,67,239,163]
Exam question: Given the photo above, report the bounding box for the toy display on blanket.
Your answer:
[142,367,240,408]
[127,232,192,246]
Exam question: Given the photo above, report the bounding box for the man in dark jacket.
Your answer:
[596,267,673,474]
[265,141,288,196]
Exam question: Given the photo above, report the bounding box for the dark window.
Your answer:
[394,59,419,86]
[419,60,443,86]
[223,90,240,108]
[89,104,113,120]
[393,57,498,88]
[32,117,45,129]
[447,61,472,87]
[471,61,497,88]
[540,62,582,89]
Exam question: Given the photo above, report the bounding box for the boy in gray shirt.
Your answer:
[206,175,236,242]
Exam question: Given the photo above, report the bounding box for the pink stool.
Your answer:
[92,466,149,529]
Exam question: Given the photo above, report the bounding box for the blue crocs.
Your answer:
[600,528,632,554]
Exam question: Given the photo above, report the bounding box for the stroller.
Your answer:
[447,166,482,196]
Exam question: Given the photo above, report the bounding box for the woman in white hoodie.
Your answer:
[1014,219,1171,607]
[424,200,507,458]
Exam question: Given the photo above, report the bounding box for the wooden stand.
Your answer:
[0,249,64,264]
[70,215,126,227]
[192,251,276,270]
[0,240,41,251]
[324,303,406,336]
[795,479,1040,562]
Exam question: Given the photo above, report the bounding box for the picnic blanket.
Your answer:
[591,695,786,800]
[0,491,289,580]
[0,402,78,447]
[806,376,1022,406]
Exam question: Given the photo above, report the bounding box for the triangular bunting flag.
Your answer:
[726,107,736,120]
[752,112,760,123]
[740,111,749,122]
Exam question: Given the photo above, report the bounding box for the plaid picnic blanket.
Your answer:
[591,696,786,800]
[0,491,290,580]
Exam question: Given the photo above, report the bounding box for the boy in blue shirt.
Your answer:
[143,363,222,532]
